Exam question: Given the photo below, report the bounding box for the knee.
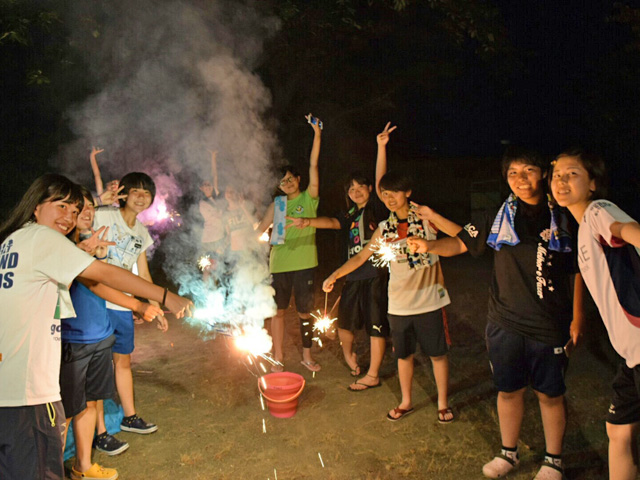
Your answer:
[606,422,636,446]
[535,391,564,407]
[499,388,526,401]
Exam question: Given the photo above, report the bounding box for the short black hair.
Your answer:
[379,171,412,193]
[278,165,301,179]
[501,146,546,180]
[554,147,608,200]
[118,172,156,207]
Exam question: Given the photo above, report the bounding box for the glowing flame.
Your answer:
[198,255,212,271]
[234,327,273,356]
[369,236,402,268]
[138,196,182,227]
[310,309,336,347]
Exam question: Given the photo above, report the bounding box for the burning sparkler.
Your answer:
[311,292,339,346]
[369,235,402,268]
[197,255,212,271]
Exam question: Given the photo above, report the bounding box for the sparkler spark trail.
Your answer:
[318,452,325,468]
[197,255,212,271]
[369,236,402,268]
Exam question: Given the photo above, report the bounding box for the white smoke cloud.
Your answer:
[57,0,283,339]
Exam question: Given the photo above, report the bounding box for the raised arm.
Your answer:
[611,221,640,248]
[410,202,463,237]
[209,150,220,196]
[285,216,340,230]
[323,227,381,291]
[375,122,397,199]
[306,113,322,198]
[90,146,105,195]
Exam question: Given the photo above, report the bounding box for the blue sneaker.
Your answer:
[120,414,158,434]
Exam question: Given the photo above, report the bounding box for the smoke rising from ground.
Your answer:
[58,0,283,336]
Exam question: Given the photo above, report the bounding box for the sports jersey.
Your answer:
[93,206,153,311]
[578,200,640,367]
[338,198,387,282]
[0,224,94,406]
[380,218,451,315]
[459,200,576,345]
[269,190,319,273]
[223,201,256,252]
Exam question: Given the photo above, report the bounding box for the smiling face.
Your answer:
[33,196,79,235]
[506,160,545,205]
[200,181,214,198]
[76,197,95,232]
[278,171,301,196]
[347,180,372,208]
[124,187,153,214]
[380,188,411,215]
[550,155,596,209]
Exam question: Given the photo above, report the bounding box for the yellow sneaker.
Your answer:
[71,463,118,480]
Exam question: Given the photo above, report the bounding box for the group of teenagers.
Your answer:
[1,114,639,480]
[0,164,193,479]
[246,118,640,480]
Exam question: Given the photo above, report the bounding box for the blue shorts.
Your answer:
[486,321,567,396]
[108,309,135,354]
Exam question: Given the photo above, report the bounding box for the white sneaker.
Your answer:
[482,451,519,478]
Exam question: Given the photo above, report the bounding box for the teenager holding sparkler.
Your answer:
[407,147,585,480]
[92,172,168,438]
[286,123,395,390]
[60,187,164,479]
[257,114,322,373]
[550,150,640,480]
[323,132,454,423]
[0,174,191,480]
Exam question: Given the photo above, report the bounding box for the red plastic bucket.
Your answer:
[258,372,306,418]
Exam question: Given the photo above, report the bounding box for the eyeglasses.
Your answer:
[279,176,297,187]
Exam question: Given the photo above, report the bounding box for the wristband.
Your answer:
[94,254,107,260]
[162,287,168,305]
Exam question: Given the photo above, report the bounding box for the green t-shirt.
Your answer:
[269,190,319,273]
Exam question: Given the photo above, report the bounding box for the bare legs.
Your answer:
[607,421,640,480]
[113,352,135,417]
[270,309,318,366]
[387,354,450,419]
[495,388,566,454]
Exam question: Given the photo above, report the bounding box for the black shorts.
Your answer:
[272,268,316,314]
[338,276,389,337]
[485,321,567,396]
[388,309,450,359]
[606,362,640,425]
[0,401,65,480]
[60,335,116,418]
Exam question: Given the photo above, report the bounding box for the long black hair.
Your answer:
[0,173,85,244]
